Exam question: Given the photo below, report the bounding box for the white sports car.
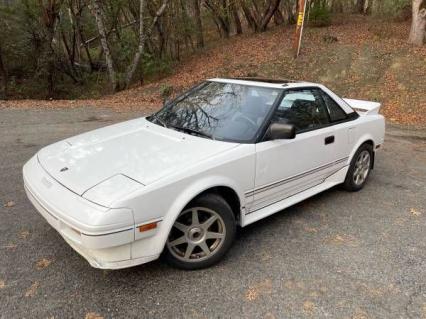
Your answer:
[23,78,385,270]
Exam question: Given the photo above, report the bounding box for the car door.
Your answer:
[249,88,340,213]
[318,88,359,166]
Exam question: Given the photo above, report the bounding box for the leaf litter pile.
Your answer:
[1,16,425,126]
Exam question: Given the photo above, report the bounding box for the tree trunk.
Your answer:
[91,0,117,91]
[240,0,282,32]
[356,0,365,13]
[193,0,204,47]
[204,0,231,38]
[241,2,256,31]
[331,0,343,13]
[274,8,285,25]
[409,0,426,45]
[70,2,95,71]
[0,44,8,99]
[231,3,243,34]
[125,0,169,88]
[125,0,146,88]
[38,0,61,97]
[259,0,282,31]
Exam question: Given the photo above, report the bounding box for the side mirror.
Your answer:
[268,122,296,140]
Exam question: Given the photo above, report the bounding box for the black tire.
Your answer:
[163,193,236,270]
[343,143,374,192]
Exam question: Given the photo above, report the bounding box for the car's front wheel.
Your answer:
[163,194,236,270]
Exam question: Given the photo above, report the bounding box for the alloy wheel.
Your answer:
[353,150,371,186]
[166,207,226,263]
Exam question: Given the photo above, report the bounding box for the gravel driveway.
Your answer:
[1,107,425,318]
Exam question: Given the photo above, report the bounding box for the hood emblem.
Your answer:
[60,167,69,172]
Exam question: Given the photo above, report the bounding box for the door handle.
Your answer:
[325,135,335,145]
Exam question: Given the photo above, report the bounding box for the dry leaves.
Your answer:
[25,281,39,297]
[245,279,273,301]
[20,230,30,239]
[325,234,358,246]
[0,17,425,126]
[304,226,318,233]
[85,312,104,319]
[36,258,53,270]
[303,301,316,315]
[410,208,422,217]
[2,243,17,251]
[4,201,15,208]
[352,309,369,319]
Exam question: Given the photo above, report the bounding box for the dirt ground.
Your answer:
[0,15,425,126]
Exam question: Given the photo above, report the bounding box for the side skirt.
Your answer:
[240,165,349,227]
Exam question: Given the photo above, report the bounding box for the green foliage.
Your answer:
[372,0,411,17]
[111,30,139,69]
[141,53,173,80]
[160,84,173,100]
[309,1,332,27]
[246,71,259,77]
[0,0,418,99]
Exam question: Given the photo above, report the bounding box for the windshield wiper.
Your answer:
[150,114,168,128]
[170,125,215,140]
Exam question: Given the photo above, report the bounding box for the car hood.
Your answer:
[38,117,238,196]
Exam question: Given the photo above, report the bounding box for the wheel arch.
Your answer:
[189,186,242,223]
[349,136,375,169]
[157,177,245,252]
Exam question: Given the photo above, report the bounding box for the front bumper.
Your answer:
[23,155,159,269]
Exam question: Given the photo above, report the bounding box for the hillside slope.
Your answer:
[1,16,425,126]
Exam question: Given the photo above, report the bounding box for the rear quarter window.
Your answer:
[322,93,348,122]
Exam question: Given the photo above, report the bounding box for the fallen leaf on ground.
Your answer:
[303,301,316,315]
[393,217,407,226]
[410,208,422,216]
[352,309,369,319]
[1,18,424,126]
[25,281,39,297]
[85,312,104,319]
[2,243,17,251]
[325,234,358,246]
[264,312,276,319]
[20,230,30,239]
[245,287,258,301]
[0,280,5,289]
[4,201,15,208]
[304,226,318,233]
[36,258,53,269]
[245,279,273,301]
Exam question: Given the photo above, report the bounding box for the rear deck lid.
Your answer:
[343,98,381,115]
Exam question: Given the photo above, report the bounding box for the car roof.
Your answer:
[208,77,317,89]
[208,77,356,115]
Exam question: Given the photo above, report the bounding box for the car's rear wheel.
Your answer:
[163,194,236,270]
[343,143,373,192]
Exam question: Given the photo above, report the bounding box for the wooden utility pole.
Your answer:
[293,0,308,58]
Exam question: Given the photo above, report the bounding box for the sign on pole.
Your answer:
[294,0,308,58]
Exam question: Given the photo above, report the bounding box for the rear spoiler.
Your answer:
[343,98,381,115]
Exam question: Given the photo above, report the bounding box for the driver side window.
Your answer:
[273,89,330,133]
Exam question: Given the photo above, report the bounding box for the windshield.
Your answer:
[149,81,282,142]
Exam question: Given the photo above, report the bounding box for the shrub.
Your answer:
[160,84,173,100]
[308,2,332,27]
